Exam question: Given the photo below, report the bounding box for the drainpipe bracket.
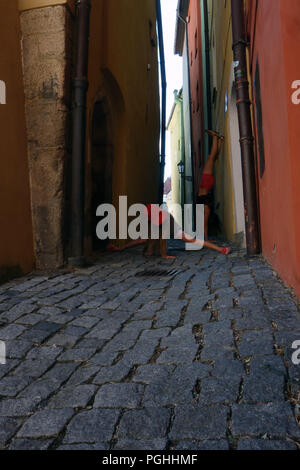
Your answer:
[75,0,91,9]
[73,78,89,90]
[236,99,252,105]
[239,136,254,145]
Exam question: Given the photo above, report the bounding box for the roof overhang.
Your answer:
[174,0,190,56]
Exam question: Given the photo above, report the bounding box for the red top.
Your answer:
[200,173,215,191]
[145,204,168,226]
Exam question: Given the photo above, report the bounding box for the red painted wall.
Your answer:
[247,0,300,297]
[188,0,205,191]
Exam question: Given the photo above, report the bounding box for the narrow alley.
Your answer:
[1,0,300,455]
[0,245,299,450]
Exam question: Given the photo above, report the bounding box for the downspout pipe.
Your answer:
[231,0,260,255]
[203,0,212,140]
[69,0,91,267]
[156,0,167,204]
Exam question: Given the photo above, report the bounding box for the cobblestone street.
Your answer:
[0,244,300,450]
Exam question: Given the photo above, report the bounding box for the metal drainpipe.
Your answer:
[156,0,167,205]
[203,0,212,140]
[69,0,91,267]
[231,0,260,255]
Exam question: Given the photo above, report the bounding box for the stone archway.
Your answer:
[87,69,125,253]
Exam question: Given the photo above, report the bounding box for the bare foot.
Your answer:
[107,245,121,252]
[205,129,225,141]
[162,255,176,260]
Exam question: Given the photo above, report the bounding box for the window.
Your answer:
[254,60,265,178]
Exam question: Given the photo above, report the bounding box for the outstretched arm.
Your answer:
[107,239,147,252]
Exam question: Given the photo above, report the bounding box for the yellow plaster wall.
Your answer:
[209,0,236,242]
[168,102,182,222]
[0,0,34,278]
[86,0,160,248]
[17,0,160,253]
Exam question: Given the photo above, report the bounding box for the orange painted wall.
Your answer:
[247,0,300,296]
[280,0,300,296]
[0,1,34,278]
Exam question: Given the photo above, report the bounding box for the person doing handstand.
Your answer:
[107,203,231,258]
[197,130,224,241]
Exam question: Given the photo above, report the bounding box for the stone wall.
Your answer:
[20,5,73,269]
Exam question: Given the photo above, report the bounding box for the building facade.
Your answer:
[1,0,160,278]
[206,0,246,246]
[179,0,300,296]
[187,0,205,192]
[167,89,184,225]
[246,0,300,297]
[174,0,246,245]
[175,0,194,208]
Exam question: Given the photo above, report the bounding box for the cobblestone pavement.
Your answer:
[0,244,300,451]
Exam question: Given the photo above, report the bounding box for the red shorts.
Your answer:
[145,204,182,239]
[200,173,215,191]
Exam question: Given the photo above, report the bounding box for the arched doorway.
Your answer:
[91,99,113,251]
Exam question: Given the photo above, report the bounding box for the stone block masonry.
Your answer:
[20,5,74,269]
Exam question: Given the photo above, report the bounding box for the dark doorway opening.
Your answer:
[91,100,113,251]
